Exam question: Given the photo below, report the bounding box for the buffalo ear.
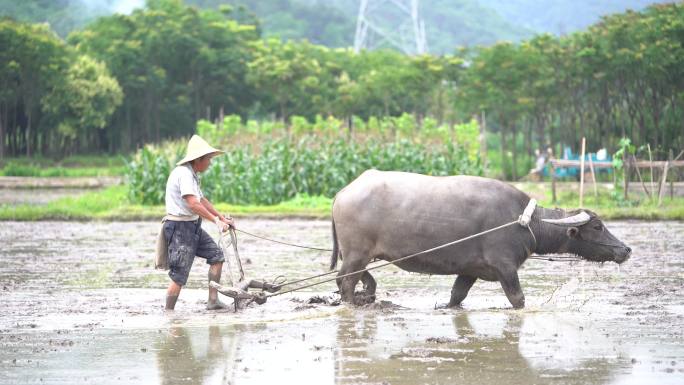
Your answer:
[567,227,579,238]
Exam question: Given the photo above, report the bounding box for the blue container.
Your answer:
[543,146,612,179]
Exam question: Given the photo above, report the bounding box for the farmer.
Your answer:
[162,134,234,311]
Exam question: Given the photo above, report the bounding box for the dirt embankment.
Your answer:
[0,176,121,189]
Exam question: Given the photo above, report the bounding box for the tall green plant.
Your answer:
[125,142,183,205]
[126,136,482,205]
[611,137,637,205]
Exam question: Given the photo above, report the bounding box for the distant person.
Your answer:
[528,149,547,180]
[534,149,546,174]
[596,148,608,161]
[161,135,234,311]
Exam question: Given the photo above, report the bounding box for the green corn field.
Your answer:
[125,116,482,205]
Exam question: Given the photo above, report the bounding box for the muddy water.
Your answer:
[0,220,682,384]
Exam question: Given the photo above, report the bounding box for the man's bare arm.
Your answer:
[200,197,235,228]
[183,195,216,222]
[200,197,221,218]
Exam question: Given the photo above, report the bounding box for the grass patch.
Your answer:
[0,186,332,220]
[0,163,125,177]
[0,155,125,168]
[0,156,126,177]
[540,188,684,220]
[0,185,131,220]
[214,194,332,218]
[0,182,681,221]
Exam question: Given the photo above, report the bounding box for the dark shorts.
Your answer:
[163,219,224,286]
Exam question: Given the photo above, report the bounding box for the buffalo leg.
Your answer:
[496,268,525,309]
[357,271,376,304]
[361,271,376,295]
[336,256,367,305]
[448,275,477,307]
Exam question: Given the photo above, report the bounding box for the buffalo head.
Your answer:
[542,210,631,264]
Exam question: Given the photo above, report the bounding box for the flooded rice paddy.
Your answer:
[0,219,683,384]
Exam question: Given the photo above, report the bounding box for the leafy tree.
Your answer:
[41,55,123,154]
[0,19,69,157]
[247,38,322,122]
[460,42,527,178]
[69,0,259,152]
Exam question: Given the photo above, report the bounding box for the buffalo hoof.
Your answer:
[350,293,376,306]
[509,299,525,309]
[354,289,372,296]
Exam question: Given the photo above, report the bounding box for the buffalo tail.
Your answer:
[330,217,339,271]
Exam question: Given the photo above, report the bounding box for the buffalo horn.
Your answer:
[542,211,591,226]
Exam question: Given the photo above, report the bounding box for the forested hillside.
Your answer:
[200,0,532,51]
[1,0,665,53]
[2,0,682,181]
[0,0,141,37]
[479,0,658,35]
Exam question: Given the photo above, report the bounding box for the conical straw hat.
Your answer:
[176,135,224,165]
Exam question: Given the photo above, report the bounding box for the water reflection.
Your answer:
[333,311,627,385]
[155,325,240,385]
[150,311,630,385]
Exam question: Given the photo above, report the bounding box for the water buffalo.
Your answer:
[330,170,631,309]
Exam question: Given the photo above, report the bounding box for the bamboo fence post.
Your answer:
[658,161,669,207]
[551,161,557,203]
[674,150,684,162]
[588,155,598,198]
[669,150,674,200]
[579,137,586,208]
[480,110,487,167]
[624,152,629,201]
[633,154,652,199]
[647,143,655,193]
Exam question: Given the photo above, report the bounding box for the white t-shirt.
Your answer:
[165,164,203,216]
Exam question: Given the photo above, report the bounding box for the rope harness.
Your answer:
[216,199,581,305]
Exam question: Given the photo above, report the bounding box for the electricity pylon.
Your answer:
[353,0,428,55]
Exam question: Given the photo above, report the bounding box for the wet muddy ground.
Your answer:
[1,219,683,384]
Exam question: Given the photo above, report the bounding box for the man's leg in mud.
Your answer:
[207,262,230,310]
[166,281,182,310]
[165,220,197,311]
[194,225,230,311]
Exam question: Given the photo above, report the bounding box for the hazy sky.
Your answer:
[80,0,145,14]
